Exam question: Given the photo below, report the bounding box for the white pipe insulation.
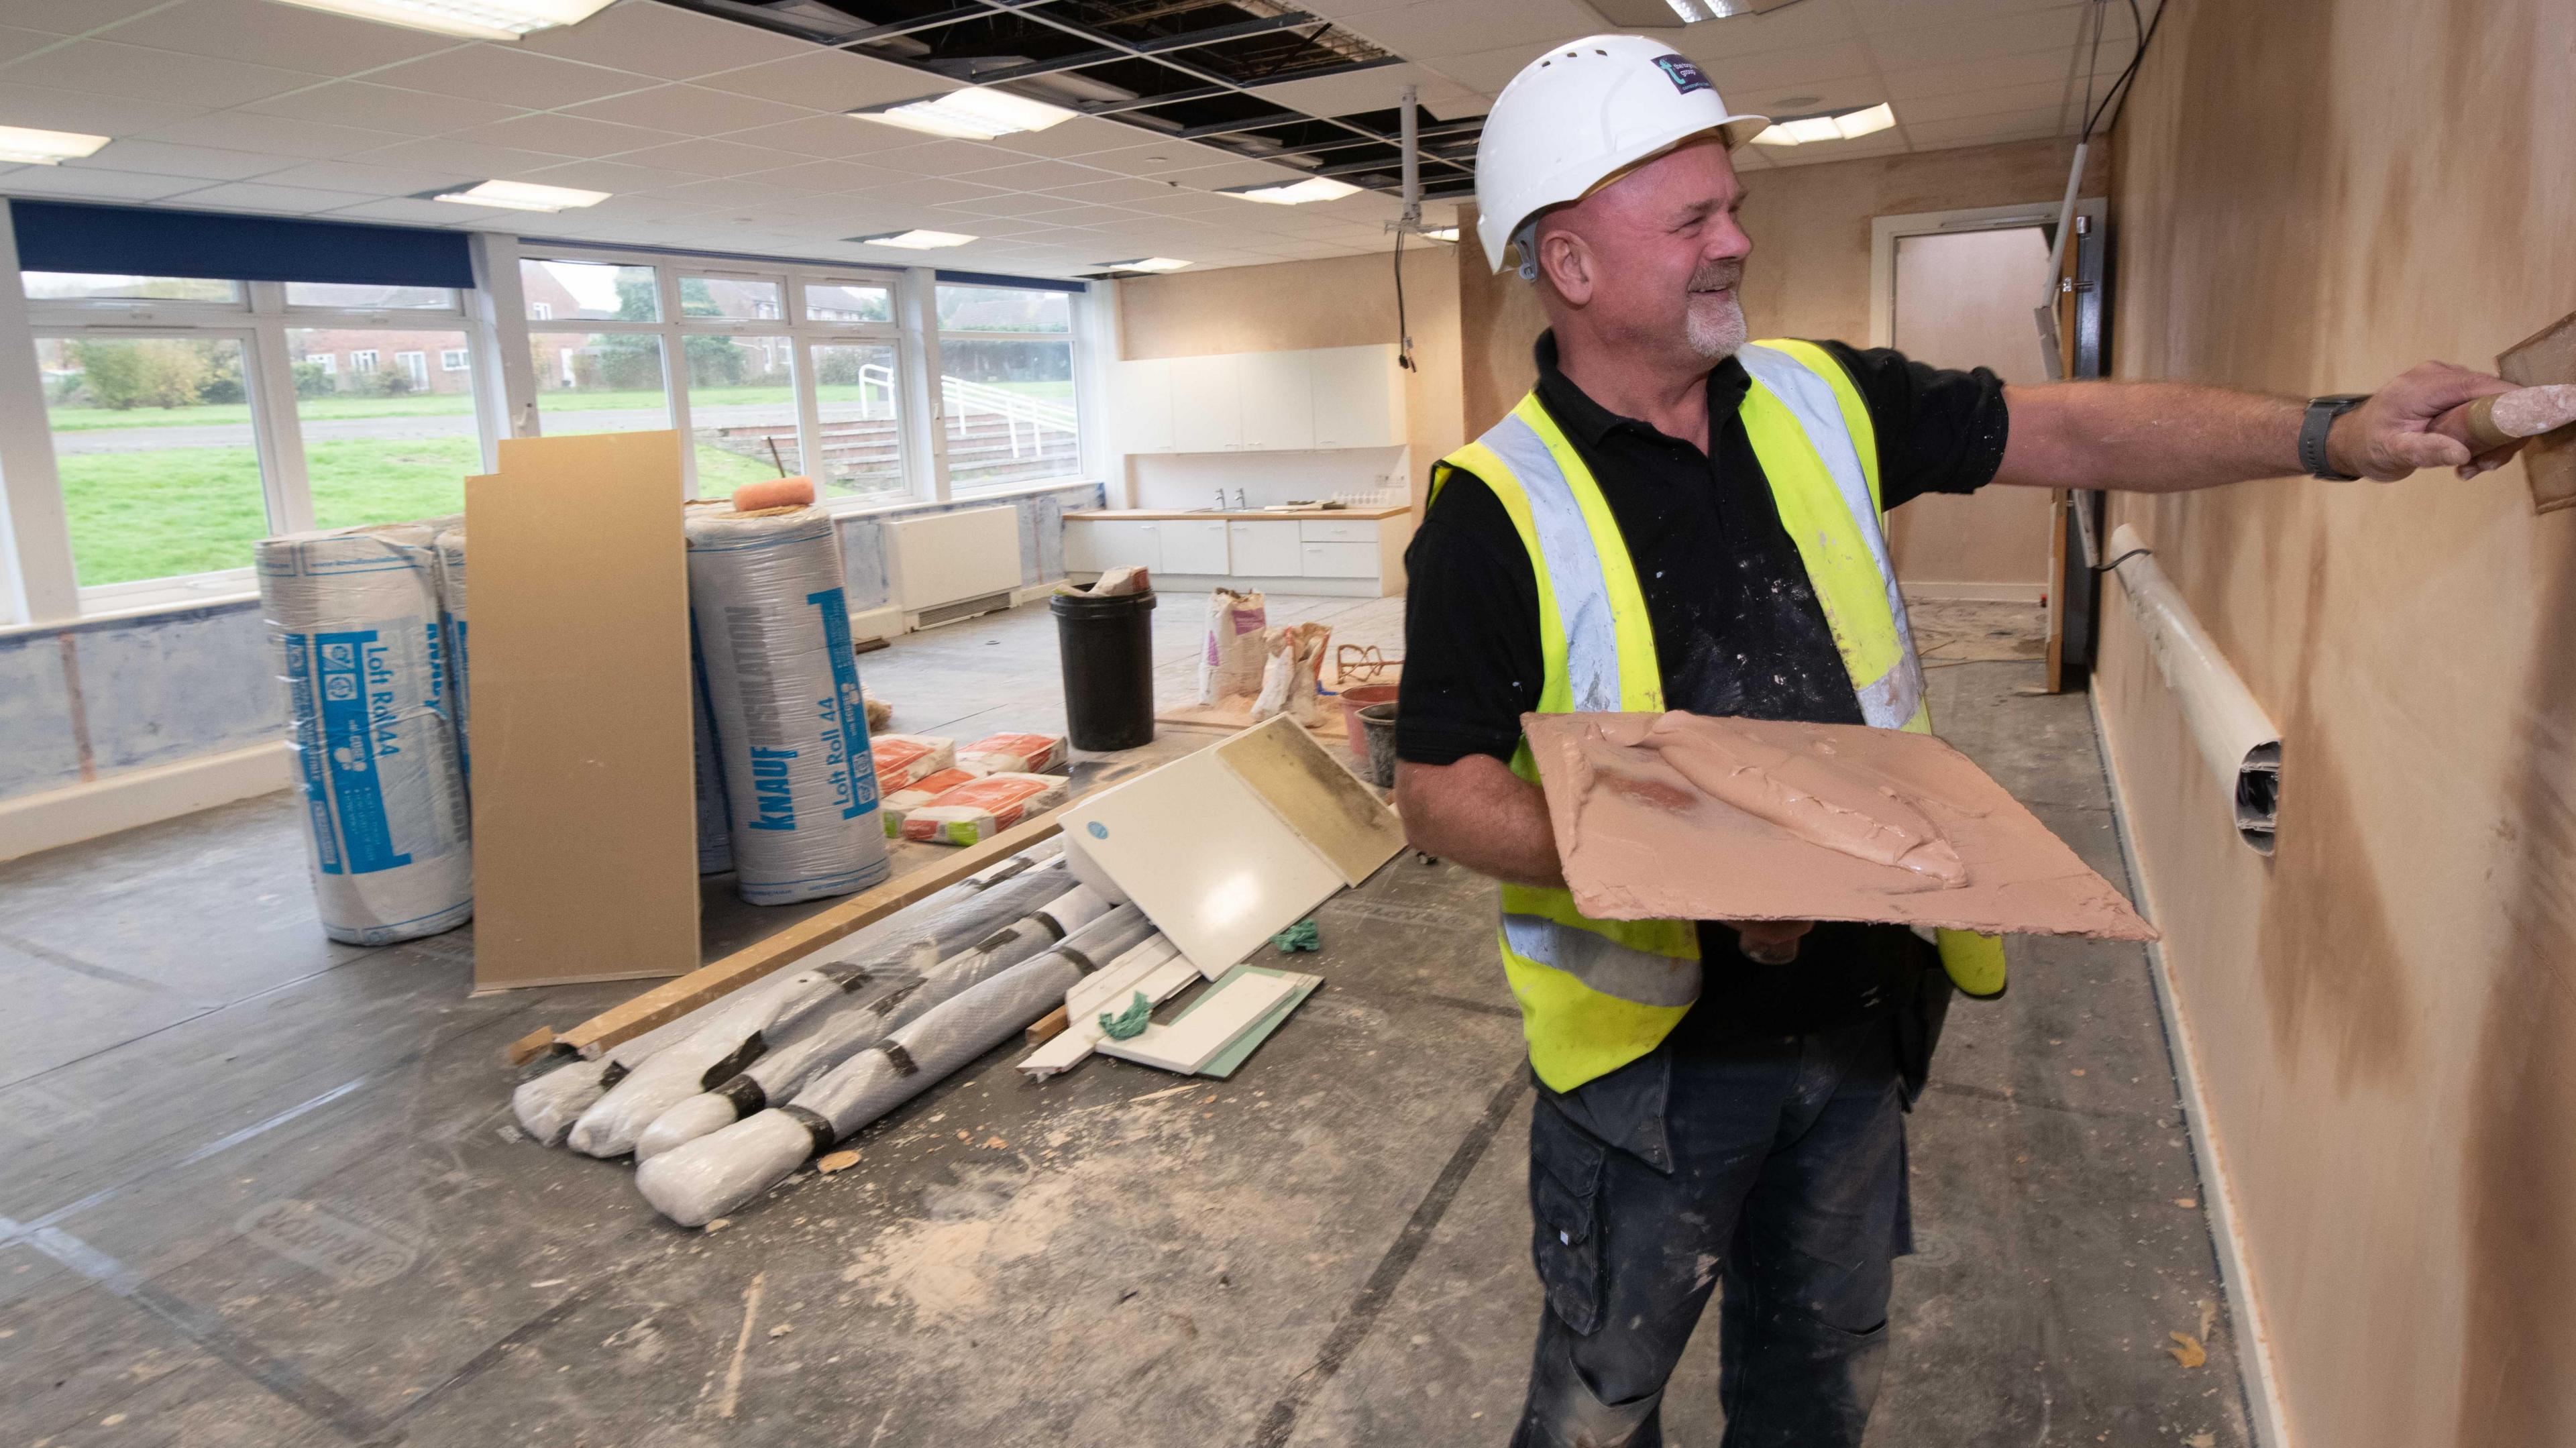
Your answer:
[2104,523,2282,853]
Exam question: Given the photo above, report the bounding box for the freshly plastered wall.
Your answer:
[1113,249,1463,516]
[2093,1,2576,1445]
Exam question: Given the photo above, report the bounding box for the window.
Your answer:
[23,272,241,306]
[811,342,902,500]
[34,334,270,590]
[805,281,892,323]
[440,348,468,371]
[285,282,457,310]
[313,353,336,375]
[287,325,478,532]
[688,334,798,492]
[351,349,378,373]
[935,283,1080,494]
[396,351,427,387]
[680,274,784,323]
[530,333,671,433]
[520,258,657,322]
[531,300,552,320]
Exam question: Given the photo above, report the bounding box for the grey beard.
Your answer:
[1684,290,1747,361]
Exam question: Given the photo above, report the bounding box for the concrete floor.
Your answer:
[0,594,2253,1447]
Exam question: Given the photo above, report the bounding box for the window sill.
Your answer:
[818,476,1104,520]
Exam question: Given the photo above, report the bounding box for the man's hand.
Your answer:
[2328,360,2525,481]
[1730,918,1813,964]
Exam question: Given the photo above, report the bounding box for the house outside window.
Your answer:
[439,347,468,371]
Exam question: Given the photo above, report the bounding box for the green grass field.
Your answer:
[46,378,1072,432]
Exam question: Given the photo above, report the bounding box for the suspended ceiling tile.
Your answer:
[1142,157,1311,191]
[1755,131,1911,167]
[1896,75,2106,124]
[968,115,1146,162]
[1862,5,2104,69]
[1843,0,2110,28]
[323,196,514,225]
[694,48,951,114]
[1667,0,1864,60]
[369,45,654,109]
[252,159,474,196]
[62,140,290,182]
[1702,40,1880,95]
[611,136,802,176]
[1038,174,1208,206]
[1112,189,1263,218]
[0,165,208,201]
[134,110,409,160]
[953,158,1119,192]
[1344,0,1601,63]
[542,190,720,223]
[930,192,1071,220]
[1428,44,1549,95]
[95,0,458,74]
[8,0,174,37]
[0,27,64,66]
[0,40,323,110]
[457,112,688,160]
[518,1,812,80]
[645,175,818,209]
[718,113,882,159]
[855,138,1030,177]
[358,136,576,177]
[1067,140,1252,176]
[743,158,908,193]
[565,83,815,137]
[171,180,378,215]
[1901,105,2074,148]
[850,175,1017,207]
[1879,47,2093,99]
[240,81,527,137]
[512,159,716,192]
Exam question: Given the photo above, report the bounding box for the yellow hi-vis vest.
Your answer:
[1432,337,2009,1094]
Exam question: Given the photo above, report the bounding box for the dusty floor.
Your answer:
[0,595,2252,1447]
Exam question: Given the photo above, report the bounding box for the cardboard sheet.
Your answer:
[466,433,698,991]
[1523,711,2155,940]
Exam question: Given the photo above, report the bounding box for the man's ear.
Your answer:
[1538,228,1592,307]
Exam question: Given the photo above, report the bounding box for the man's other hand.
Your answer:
[2329,360,2524,482]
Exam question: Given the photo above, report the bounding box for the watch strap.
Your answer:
[2302,394,2367,480]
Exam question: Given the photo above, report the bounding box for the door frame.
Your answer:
[1866,197,2109,355]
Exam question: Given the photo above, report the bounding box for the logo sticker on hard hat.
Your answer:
[1654,55,1711,96]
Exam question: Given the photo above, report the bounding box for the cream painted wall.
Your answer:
[1886,226,2058,597]
[2094,2,2576,1445]
[1114,247,1463,520]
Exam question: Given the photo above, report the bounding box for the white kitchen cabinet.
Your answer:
[1111,355,1175,453]
[1168,354,1242,453]
[1159,518,1231,575]
[1064,518,1162,573]
[1235,350,1314,451]
[1112,344,1401,455]
[1299,541,1380,578]
[1228,520,1303,575]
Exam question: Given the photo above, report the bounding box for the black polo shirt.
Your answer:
[1397,332,2010,1044]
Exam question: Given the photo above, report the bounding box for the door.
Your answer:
[1229,520,1303,575]
[1236,351,1314,451]
[1161,518,1230,575]
[1884,227,2057,601]
[1169,355,1241,453]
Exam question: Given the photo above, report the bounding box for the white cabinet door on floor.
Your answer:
[1169,355,1242,453]
[1235,350,1314,451]
[1112,357,1175,453]
[1067,519,1163,573]
[1309,344,1403,449]
[1161,518,1231,575]
[1228,520,1303,575]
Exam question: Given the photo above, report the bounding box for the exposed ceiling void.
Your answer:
[657,0,1482,202]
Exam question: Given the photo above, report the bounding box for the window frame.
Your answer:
[934,280,1088,498]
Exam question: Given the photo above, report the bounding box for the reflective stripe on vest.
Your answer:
[1438,340,2005,1093]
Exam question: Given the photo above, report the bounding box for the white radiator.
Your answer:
[884,506,1022,613]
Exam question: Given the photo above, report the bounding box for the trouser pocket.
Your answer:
[1528,1097,1609,1335]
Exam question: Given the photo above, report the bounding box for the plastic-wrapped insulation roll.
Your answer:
[686,504,887,905]
[566,963,839,1158]
[629,870,1087,1159]
[257,524,472,945]
[431,527,470,787]
[511,1005,704,1147]
[635,905,1156,1225]
[690,622,733,875]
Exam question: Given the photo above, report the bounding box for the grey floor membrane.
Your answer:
[0,594,2251,1447]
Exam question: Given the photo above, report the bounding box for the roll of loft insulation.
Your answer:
[2105,523,2282,853]
[258,524,474,943]
[690,622,735,876]
[685,504,888,903]
[432,526,470,786]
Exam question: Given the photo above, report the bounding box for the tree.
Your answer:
[67,338,211,410]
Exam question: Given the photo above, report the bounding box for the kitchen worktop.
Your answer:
[1065,505,1410,522]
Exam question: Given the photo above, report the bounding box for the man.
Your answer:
[1395,36,2524,1448]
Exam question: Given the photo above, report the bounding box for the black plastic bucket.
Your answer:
[1051,588,1158,751]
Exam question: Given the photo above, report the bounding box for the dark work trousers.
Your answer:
[1509,1016,1910,1448]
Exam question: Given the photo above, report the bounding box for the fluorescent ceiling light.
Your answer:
[268,0,616,42]
[1227,176,1361,206]
[0,125,109,166]
[858,89,1079,141]
[433,178,608,212]
[1589,0,1808,23]
[854,229,977,250]
[1102,258,1192,274]
[1752,102,1896,146]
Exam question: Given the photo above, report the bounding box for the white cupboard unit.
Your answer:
[1159,518,1231,575]
[1064,508,1409,598]
[1112,344,1403,454]
[1168,354,1242,453]
[1228,520,1303,575]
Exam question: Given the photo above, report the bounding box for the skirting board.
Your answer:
[1069,571,1391,598]
[0,740,289,862]
[2089,691,2294,1448]
[1900,581,2047,604]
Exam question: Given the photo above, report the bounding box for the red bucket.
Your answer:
[1336,684,1400,766]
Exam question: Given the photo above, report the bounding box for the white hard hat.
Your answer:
[1473,35,1769,274]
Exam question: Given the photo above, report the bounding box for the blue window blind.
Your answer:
[10,200,474,288]
[934,268,1088,294]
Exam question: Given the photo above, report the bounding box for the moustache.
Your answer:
[1687,264,1743,294]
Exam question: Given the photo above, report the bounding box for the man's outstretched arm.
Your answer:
[1994,359,2524,492]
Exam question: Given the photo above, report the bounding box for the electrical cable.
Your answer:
[2082,0,2166,142]
[1393,221,1415,372]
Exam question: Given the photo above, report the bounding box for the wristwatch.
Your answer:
[2301,394,2369,480]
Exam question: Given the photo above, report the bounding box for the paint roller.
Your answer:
[635,904,1159,1227]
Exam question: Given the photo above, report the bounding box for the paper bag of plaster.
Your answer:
[1197,588,1269,704]
[1250,622,1331,724]
[882,766,977,837]
[957,731,1064,776]
[870,734,955,789]
[258,524,473,946]
[1089,565,1148,596]
[900,773,1069,846]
